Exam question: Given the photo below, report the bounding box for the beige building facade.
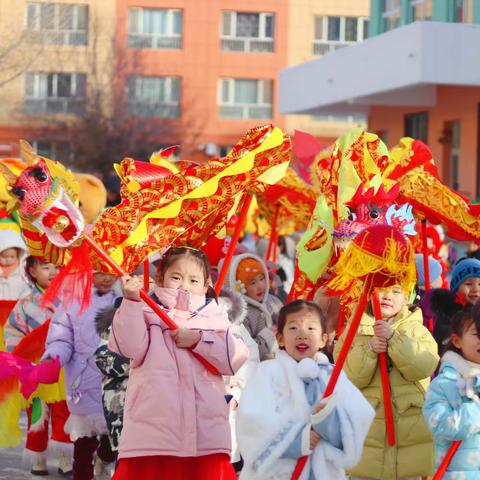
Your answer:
[285,0,370,141]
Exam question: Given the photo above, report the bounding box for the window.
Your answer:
[382,0,401,31]
[311,113,367,125]
[410,0,432,21]
[313,16,368,56]
[221,11,274,52]
[26,3,88,45]
[31,140,71,161]
[404,112,428,143]
[449,0,467,22]
[218,79,272,119]
[25,72,86,114]
[128,8,182,49]
[127,76,180,118]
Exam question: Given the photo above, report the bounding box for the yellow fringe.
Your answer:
[328,232,416,295]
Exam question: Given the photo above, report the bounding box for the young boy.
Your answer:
[222,253,283,361]
[334,284,439,480]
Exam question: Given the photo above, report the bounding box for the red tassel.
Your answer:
[42,242,93,312]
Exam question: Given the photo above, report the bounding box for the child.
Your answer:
[222,253,283,361]
[450,258,480,305]
[236,300,374,479]
[423,303,480,478]
[108,246,248,480]
[5,256,72,476]
[95,299,130,453]
[43,271,118,480]
[335,285,439,480]
[0,230,30,300]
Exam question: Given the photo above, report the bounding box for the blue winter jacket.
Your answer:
[423,351,480,479]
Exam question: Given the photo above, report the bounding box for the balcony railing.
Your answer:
[128,34,182,49]
[221,37,274,53]
[312,40,351,56]
[219,104,272,120]
[29,30,88,46]
[127,102,180,118]
[24,98,85,114]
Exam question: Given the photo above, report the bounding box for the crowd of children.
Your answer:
[1,224,480,480]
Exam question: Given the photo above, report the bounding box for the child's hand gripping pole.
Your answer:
[83,235,219,375]
[371,288,396,446]
[290,277,373,480]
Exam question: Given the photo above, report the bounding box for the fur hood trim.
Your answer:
[218,288,248,325]
[95,306,116,335]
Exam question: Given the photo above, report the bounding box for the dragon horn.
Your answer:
[0,163,19,186]
[19,140,38,166]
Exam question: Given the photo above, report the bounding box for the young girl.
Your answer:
[43,271,118,480]
[108,246,248,480]
[5,257,72,476]
[0,230,30,300]
[236,300,374,480]
[423,303,480,478]
[335,285,439,480]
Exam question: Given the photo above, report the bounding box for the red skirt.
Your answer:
[112,454,237,480]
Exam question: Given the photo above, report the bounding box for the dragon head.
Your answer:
[0,141,84,249]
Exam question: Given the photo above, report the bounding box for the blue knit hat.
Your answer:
[450,258,480,293]
[415,254,442,287]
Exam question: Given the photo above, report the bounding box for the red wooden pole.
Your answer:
[82,235,219,375]
[291,278,372,480]
[266,203,280,262]
[421,219,431,291]
[432,440,462,479]
[371,289,396,446]
[215,193,253,295]
[143,259,150,292]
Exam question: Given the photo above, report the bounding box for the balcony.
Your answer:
[221,37,274,53]
[29,30,88,46]
[219,104,272,120]
[127,102,180,118]
[312,40,350,56]
[24,98,85,114]
[128,34,182,49]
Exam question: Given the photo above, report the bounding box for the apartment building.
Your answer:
[0,0,370,163]
[280,0,480,199]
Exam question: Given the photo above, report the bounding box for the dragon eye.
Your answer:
[12,186,26,201]
[369,209,380,219]
[28,167,48,183]
[347,208,357,221]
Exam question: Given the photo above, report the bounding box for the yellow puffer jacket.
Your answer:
[333,306,439,480]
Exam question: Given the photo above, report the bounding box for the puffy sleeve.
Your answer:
[423,374,480,441]
[333,317,379,389]
[236,362,307,476]
[388,321,439,381]
[44,307,74,366]
[108,298,149,365]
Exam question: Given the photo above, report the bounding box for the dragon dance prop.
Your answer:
[290,130,480,306]
[0,319,65,448]
[292,224,415,480]
[0,125,291,374]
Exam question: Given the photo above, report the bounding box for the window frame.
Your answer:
[313,16,368,56]
[381,0,401,31]
[127,7,182,49]
[26,2,89,46]
[217,78,273,119]
[220,11,275,53]
[126,75,181,118]
[404,111,429,143]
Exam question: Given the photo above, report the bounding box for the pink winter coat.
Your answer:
[108,287,248,459]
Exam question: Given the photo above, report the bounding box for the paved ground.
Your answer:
[0,416,68,479]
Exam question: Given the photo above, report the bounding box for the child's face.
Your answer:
[245,273,267,302]
[0,248,19,267]
[277,309,328,362]
[452,321,480,364]
[457,278,480,305]
[377,285,408,319]
[161,257,207,295]
[93,272,117,294]
[29,262,59,289]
